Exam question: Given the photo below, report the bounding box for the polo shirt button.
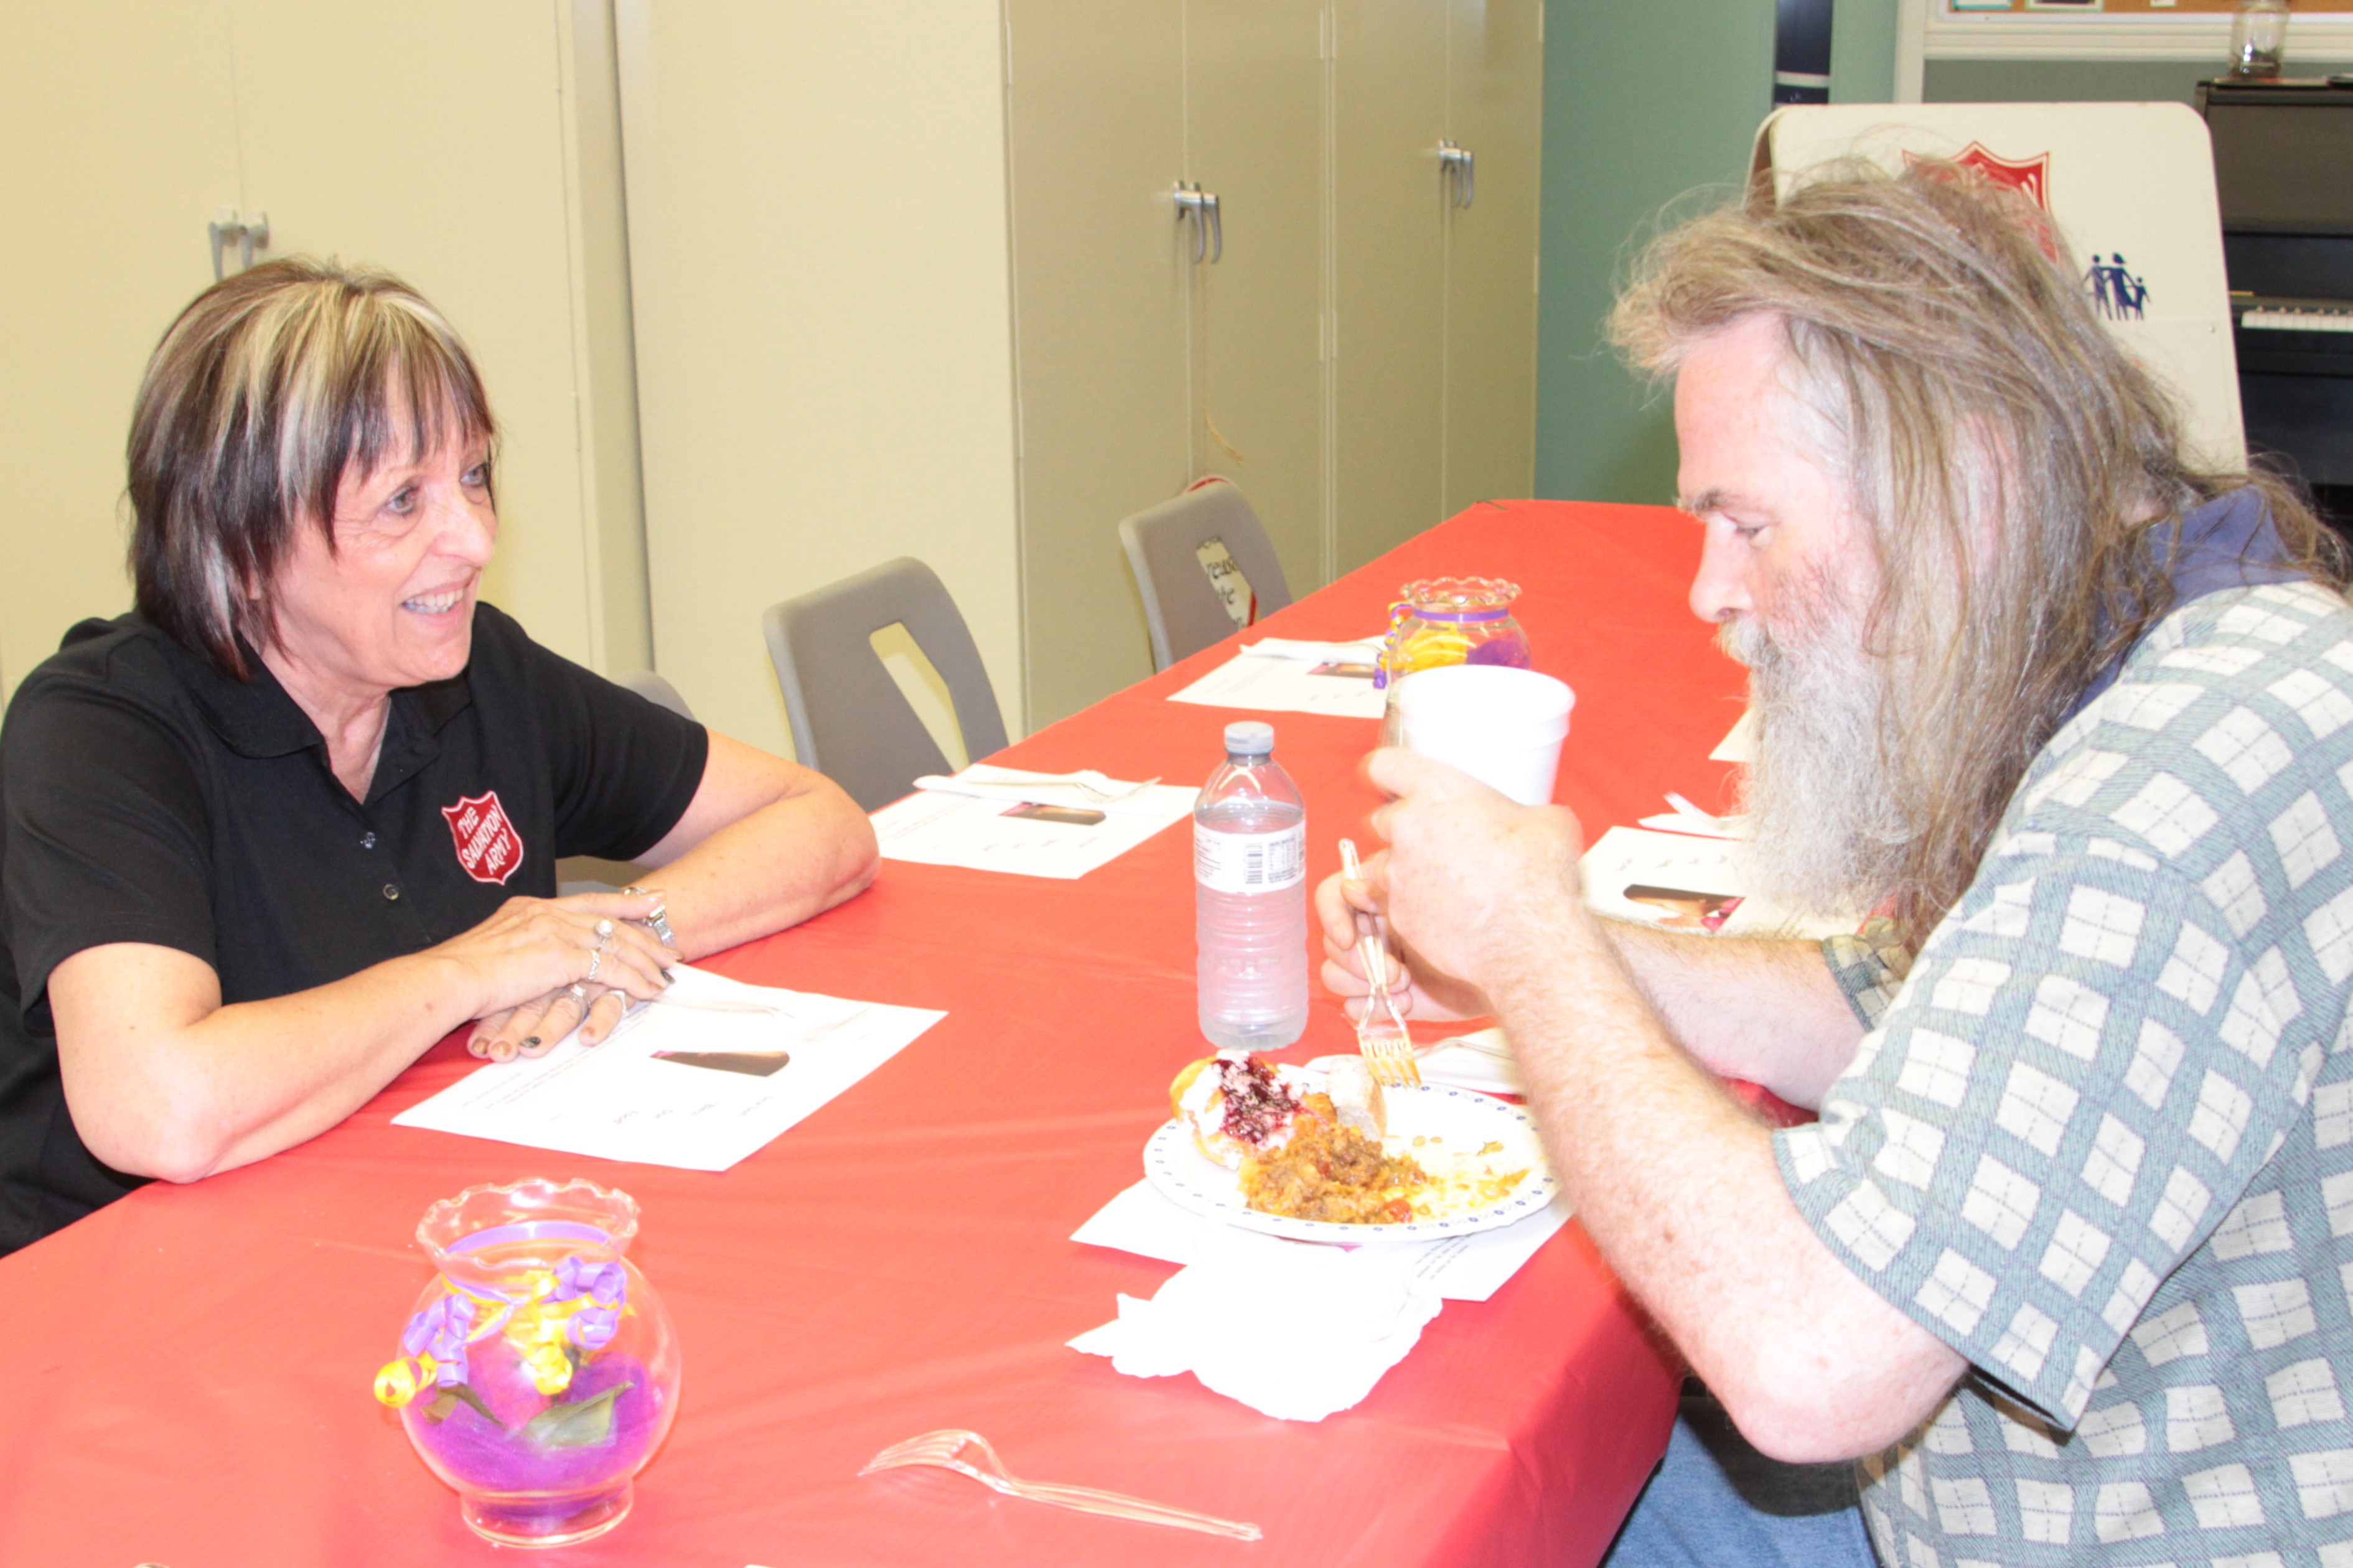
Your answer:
[361,833,377,850]
[383,884,401,901]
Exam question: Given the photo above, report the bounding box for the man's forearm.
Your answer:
[1602,920,1865,1109]
[1490,912,1965,1462]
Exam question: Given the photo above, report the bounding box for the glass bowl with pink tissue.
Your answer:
[372,1177,681,1548]
[1377,577,1532,744]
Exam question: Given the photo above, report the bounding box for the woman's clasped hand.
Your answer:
[456,890,680,1062]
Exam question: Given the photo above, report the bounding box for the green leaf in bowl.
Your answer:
[522,1381,635,1449]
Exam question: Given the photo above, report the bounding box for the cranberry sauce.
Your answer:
[1215,1055,1301,1148]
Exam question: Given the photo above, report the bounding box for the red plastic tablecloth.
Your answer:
[0,501,1749,1568]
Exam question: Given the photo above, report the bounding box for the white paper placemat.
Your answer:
[1583,824,1851,940]
[393,966,942,1170]
[871,778,1198,879]
[1166,645,1388,720]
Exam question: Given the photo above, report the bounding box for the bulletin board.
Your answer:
[1947,1,2327,12]
[1957,1,2343,12]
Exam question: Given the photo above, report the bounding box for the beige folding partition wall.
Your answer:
[998,0,1193,732]
[614,3,1024,761]
[620,1,1543,742]
[1,2,1540,749]
[1441,0,1548,522]
[0,1,646,705]
[1332,0,1545,574]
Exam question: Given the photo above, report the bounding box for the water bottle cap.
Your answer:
[1223,721,1275,757]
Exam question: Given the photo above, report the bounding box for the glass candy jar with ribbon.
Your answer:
[1375,577,1533,745]
[372,1177,681,1547]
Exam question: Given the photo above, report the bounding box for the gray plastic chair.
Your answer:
[761,557,1009,812]
[615,668,695,720]
[558,670,698,895]
[1118,477,1294,671]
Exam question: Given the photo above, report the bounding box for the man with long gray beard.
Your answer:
[1320,162,2353,1567]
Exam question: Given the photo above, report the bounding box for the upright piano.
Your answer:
[2199,77,2353,533]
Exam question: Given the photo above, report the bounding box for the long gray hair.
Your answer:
[1612,161,2344,947]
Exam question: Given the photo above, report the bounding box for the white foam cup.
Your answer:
[1393,665,1575,806]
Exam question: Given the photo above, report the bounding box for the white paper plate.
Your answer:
[1143,1079,1558,1244]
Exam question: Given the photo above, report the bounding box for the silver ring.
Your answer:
[594,918,614,948]
[566,983,589,1007]
[584,950,603,985]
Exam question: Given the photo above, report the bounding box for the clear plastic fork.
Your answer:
[1339,839,1421,1090]
[915,768,1163,805]
[859,1429,1262,1541]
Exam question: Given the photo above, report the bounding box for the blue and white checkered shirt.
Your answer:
[1783,578,2353,1566]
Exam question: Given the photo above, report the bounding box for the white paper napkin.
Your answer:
[1235,635,1384,663]
[910,763,1186,818]
[1069,1226,1443,1422]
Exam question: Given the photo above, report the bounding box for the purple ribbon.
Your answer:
[1406,604,1514,623]
[553,1255,626,1308]
[554,1256,626,1348]
[569,1308,620,1350]
[403,1292,477,1387]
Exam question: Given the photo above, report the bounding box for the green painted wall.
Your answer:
[1533,0,1900,505]
[1831,0,1901,107]
[1532,2,1770,505]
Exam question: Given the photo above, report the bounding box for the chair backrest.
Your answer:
[615,669,695,720]
[559,671,693,894]
[1118,477,1294,671]
[760,557,1008,812]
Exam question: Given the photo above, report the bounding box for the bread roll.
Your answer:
[1322,1057,1387,1140]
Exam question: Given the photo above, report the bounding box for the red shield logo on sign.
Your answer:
[1947,142,2050,210]
[441,790,525,885]
[1904,142,2057,258]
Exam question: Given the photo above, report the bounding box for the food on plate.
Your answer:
[1166,1052,1537,1227]
[1170,1050,1392,1169]
[1240,1092,1431,1225]
[1171,1052,1309,1168]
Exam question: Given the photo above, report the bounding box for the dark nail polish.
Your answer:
[522,1036,541,1049]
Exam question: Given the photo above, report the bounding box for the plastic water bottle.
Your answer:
[1195,721,1308,1050]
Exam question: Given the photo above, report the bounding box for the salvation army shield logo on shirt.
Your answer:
[441,790,525,885]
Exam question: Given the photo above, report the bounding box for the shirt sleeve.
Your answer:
[1775,833,2323,1429]
[1,676,217,1006]
[1823,917,1916,1029]
[507,625,711,865]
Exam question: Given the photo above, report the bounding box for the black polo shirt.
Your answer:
[0,604,708,1254]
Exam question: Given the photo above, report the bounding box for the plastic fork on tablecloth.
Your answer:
[1339,839,1421,1089]
[912,768,1163,805]
[858,1429,1262,1541]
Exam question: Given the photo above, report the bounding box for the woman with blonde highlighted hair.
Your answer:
[0,259,876,1253]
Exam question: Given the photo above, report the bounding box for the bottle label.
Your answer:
[1195,820,1307,894]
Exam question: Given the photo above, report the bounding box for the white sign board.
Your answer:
[1754,103,2244,469]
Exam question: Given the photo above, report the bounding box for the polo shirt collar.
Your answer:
[153,622,476,763]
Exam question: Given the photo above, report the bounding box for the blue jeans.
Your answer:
[1601,1393,1878,1568]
